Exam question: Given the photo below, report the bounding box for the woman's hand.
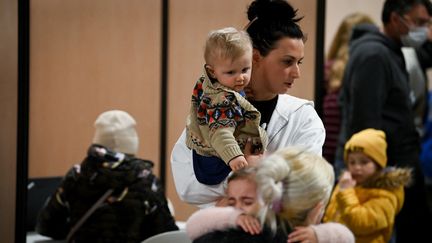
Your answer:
[236,213,261,235]
[288,226,318,243]
[243,138,263,167]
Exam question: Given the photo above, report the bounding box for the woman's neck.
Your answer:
[253,93,278,101]
[249,83,277,101]
[249,71,277,100]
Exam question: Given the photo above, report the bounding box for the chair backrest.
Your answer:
[142,230,191,243]
[27,176,63,231]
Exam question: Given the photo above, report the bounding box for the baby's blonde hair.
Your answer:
[204,27,252,65]
[256,147,335,231]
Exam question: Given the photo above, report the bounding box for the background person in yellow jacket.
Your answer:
[324,128,412,243]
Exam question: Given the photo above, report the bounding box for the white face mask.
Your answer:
[401,26,429,48]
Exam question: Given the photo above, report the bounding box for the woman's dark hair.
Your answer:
[246,0,304,56]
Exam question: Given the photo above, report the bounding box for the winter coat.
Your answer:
[323,167,412,243]
[36,145,178,243]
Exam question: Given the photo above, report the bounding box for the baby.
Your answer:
[186,27,267,185]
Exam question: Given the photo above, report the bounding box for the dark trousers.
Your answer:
[395,167,431,243]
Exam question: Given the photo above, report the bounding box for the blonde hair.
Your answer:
[204,27,252,65]
[326,13,375,91]
[227,167,257,184]
[255,147,335,231]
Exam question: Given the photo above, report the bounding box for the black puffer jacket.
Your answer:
[36,145,179,243]
[193,229,286,243]
[193,222,290,243]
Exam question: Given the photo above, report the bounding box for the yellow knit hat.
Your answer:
[344,128,387,168]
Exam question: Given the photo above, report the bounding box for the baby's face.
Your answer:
[207,51,252,92]
[226,178,260,215]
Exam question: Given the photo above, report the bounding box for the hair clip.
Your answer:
[244,16,258,30]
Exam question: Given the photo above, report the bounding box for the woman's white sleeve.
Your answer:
[291,104,325,155]
[170,129,227,207]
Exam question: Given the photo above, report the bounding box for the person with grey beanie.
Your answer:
[36,110,178,243]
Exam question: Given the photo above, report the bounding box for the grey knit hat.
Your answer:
[92,110,139,155]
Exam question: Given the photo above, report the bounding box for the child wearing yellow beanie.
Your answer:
[324,128,412,243]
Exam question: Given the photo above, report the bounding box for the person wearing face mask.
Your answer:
[400,4,432,138]
[337,0,432,242]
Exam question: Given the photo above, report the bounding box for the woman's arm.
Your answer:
[311,222,355,243]
[170,129,226,207]
[290,104,326,155]
[288,222,354,243]
[269,97,325,156]
[186,207,243,240]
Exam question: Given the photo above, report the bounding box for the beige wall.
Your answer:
[0,0,17,242]
[28,0,162,177]
[325,0,385,54]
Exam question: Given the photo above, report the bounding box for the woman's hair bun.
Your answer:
[247,0,300,23]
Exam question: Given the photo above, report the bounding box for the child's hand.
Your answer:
[287,226,317,243]
[229,156,248,171]
[339,171,356,190]
[236,214,261,235]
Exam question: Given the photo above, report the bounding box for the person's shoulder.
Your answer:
[351,31,392,58]
[277,94,314,108]
[276,95,318,119]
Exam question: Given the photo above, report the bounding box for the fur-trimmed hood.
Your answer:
[362,167,412,189]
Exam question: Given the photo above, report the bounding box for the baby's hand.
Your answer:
[236,214,261,235]
[339,171,356,190]
[288,226,317,243]
[229,156,248,171]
